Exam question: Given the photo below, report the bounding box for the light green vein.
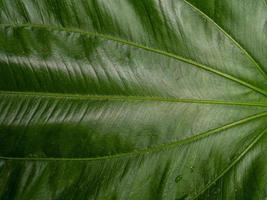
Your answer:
[191,127,267,199]
[1,90,267,107]
[1,111,267,161]
[263,0,267,10]
[1,23,267,97]
[184,0,267,80]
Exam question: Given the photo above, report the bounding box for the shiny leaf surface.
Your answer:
[0,0,267,199]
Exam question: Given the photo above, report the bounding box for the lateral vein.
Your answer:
[1,23,267,97]
[191,127,267,199]
[183,0,267,80]
[1,111,266,161]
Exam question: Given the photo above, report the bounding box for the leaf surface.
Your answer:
[0,0,267,199]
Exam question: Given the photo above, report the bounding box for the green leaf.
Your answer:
[0,0,267,199]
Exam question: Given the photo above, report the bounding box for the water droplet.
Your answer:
[175,175,183,183]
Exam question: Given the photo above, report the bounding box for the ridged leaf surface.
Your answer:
[0,0,267,199]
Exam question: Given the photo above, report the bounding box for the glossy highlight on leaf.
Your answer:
[0,0,267,199]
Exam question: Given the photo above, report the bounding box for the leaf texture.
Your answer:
[0,0,267,199]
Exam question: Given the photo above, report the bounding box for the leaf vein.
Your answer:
[0,111,266,161]
[1,90,267,107]
[183,0,267,80]
[191,127,267,199]
[1,23,267,97]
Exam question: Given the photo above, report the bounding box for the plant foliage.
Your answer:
[0,0,267,199]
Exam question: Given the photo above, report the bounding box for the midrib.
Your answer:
[1,90,267,107]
